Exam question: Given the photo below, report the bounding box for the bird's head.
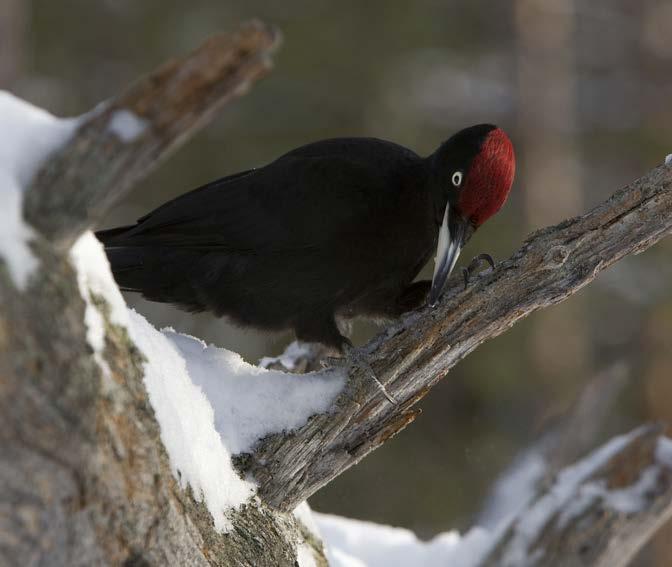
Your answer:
[428,124,515,306]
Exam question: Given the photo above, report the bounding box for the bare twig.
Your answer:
[23,20,280,250]
[243,164,672,510]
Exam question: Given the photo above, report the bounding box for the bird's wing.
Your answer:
[100,139,415,254]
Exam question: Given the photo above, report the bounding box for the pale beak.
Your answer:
[428,204,470,307]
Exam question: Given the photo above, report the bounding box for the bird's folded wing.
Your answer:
[99,150,394,255]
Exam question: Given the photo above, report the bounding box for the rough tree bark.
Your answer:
[2,21,672,567]
[1,22,326,567]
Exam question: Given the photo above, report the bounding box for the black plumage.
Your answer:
[97,125,514,351]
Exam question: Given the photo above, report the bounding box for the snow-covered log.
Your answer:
[3,18,672,567]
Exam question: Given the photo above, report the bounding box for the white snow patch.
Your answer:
[294,501,322,539]
[500,427,644,566]
[558,464,661,528]
[296,543,318,567]
[70,232,130,379]
[315,513,492,567]
[0,176,39,288]
[566,436,672,519]
[602,466,660,513]
[71,233,128,321]
[0,91,78,287]
[656,437,672,468]
[556,484,600,529]
[128,311,344,531]
[478,450,547,529]
[128,310,256,531]
[165,332,344,455]
[260,340,315,370]
[294,503,325,566]
[665,154,672,165]
[108,109,147,142]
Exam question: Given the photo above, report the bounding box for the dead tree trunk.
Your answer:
[2,21,672,567]
[0,22,326,567]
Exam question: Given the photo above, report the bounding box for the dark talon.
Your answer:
[469,253,495,272]
[463,253,496,288]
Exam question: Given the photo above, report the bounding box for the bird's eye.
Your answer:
[451,171,463,187]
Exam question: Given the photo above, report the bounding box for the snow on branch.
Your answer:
[22,20,279,251]
[0,93,77,288]
[127,307,344,531]
[306,426,672,567]
[481,425,672,567]
[242,161,672,511]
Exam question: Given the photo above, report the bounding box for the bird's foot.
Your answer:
[462,253,496,290]
[325,342,398,405]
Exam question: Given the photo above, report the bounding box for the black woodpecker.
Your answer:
[97,124,516,352]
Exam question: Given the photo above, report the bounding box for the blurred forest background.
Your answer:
[3,0,671,563]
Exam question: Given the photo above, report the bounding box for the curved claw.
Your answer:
[463,253,497,289]
[472,253,495,271]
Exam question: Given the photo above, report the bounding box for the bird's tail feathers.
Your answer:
[102,246,147,292]
[95,225,136,246]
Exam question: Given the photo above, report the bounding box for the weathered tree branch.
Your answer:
[480,426,672,567]
[23,20,279,251]
[243,163,672,510]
